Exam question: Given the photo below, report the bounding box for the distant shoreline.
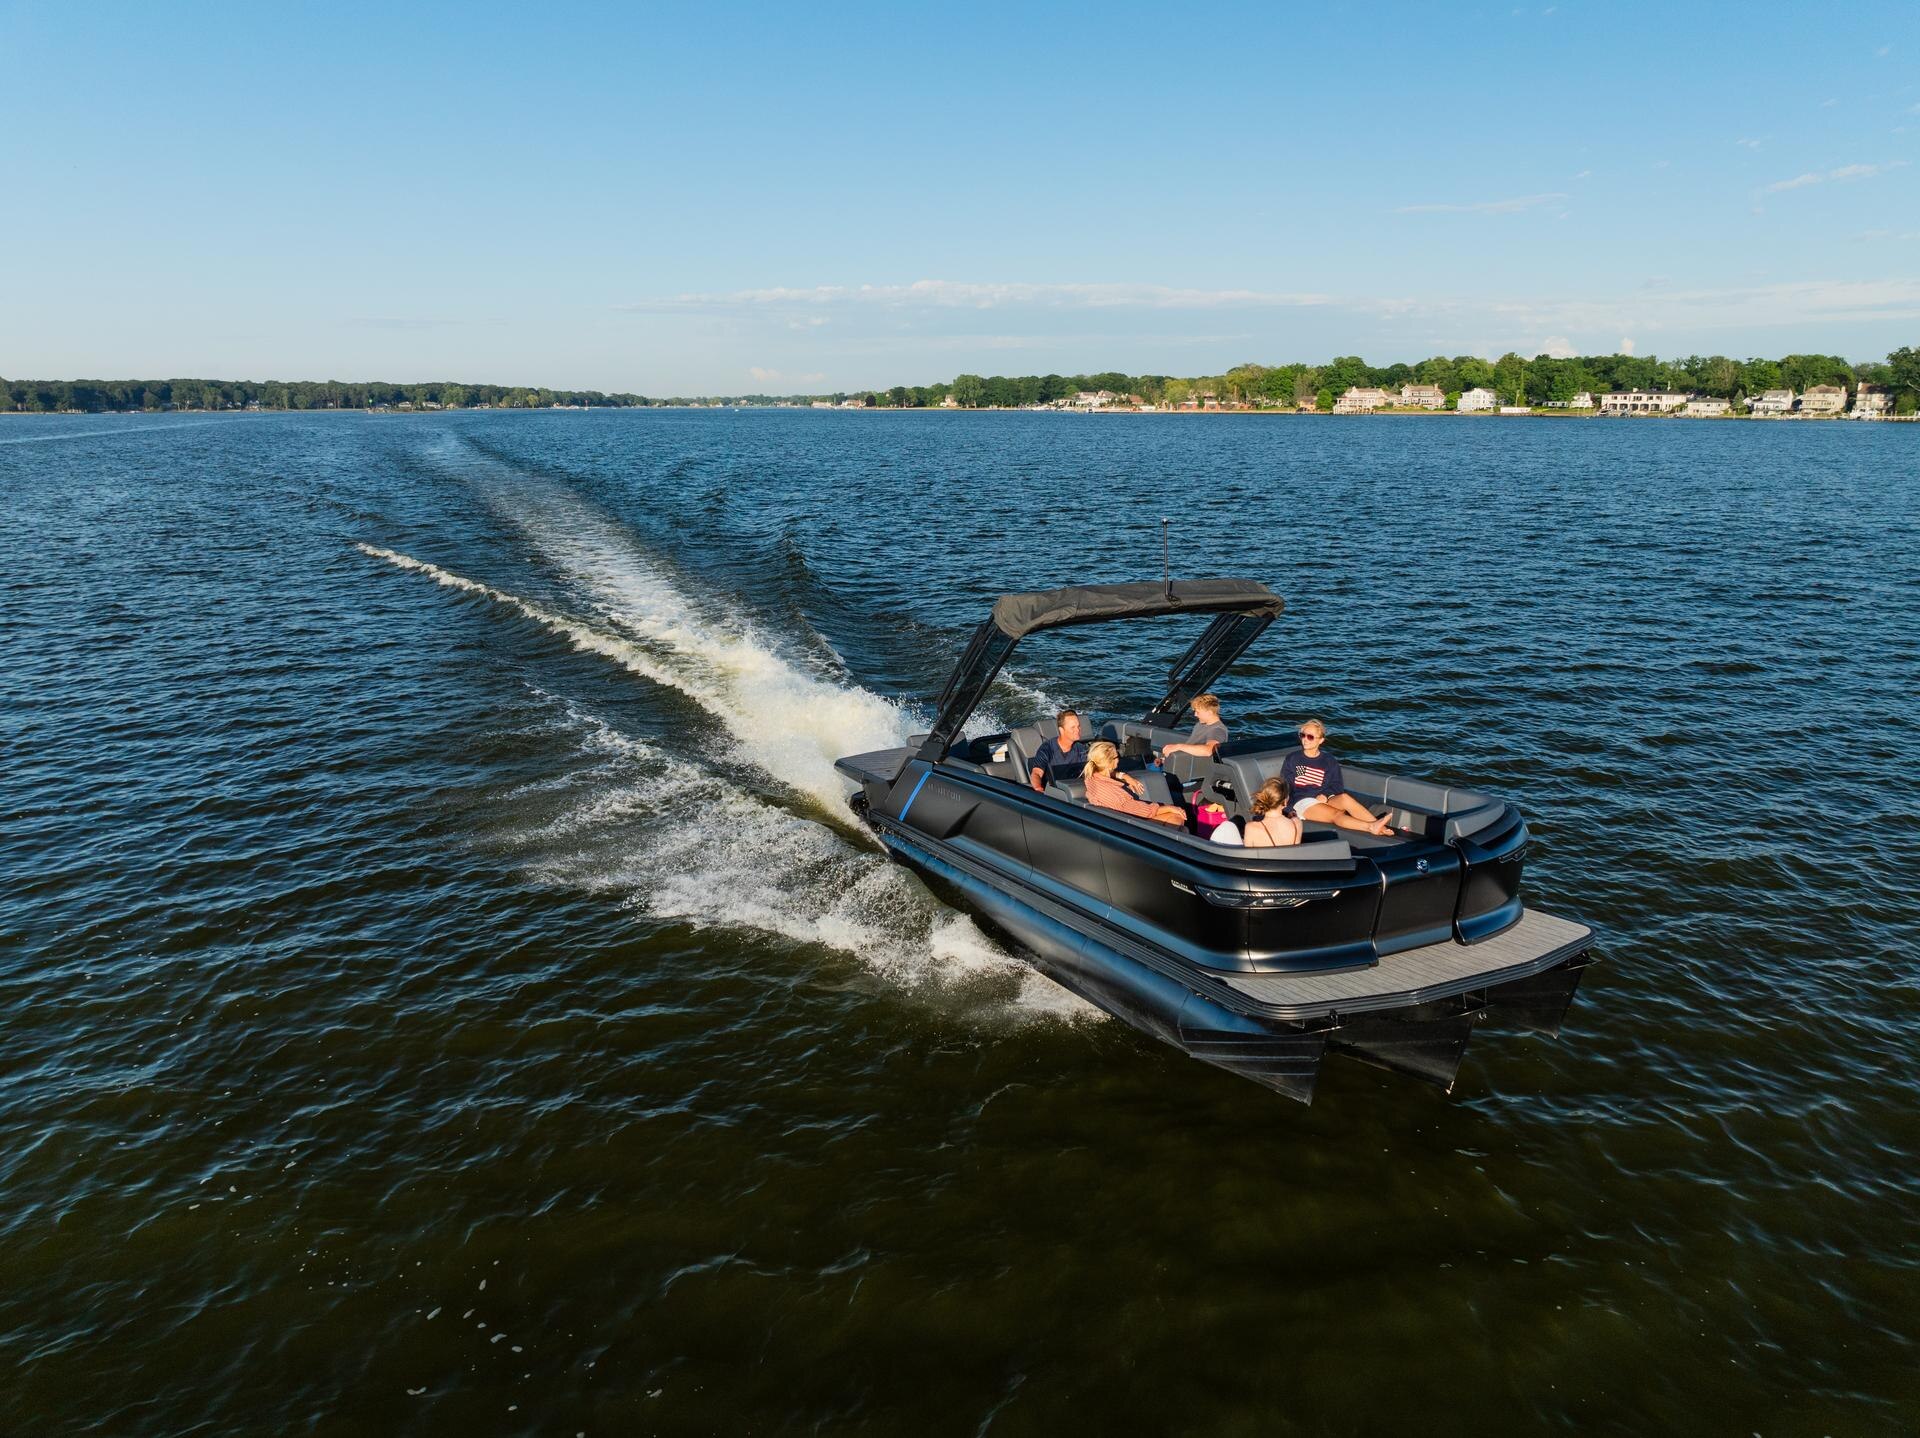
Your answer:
[2,405,1910,423]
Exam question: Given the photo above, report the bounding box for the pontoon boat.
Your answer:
[835,580,1594,1103]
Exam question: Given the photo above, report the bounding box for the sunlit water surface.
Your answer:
[3,410,1917,1434]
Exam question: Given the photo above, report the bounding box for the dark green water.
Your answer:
[4,410,1917,1435]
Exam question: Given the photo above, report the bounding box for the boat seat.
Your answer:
[1004,721,1058,785]
[1205,741,1295,817]
[1367,773,1513,842]
[1100,719,1188,757]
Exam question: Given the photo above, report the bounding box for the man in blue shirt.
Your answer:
[1028,708,1089,791]
[1280,717,1394,835]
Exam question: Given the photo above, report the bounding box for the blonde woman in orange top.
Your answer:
[1081,741,1186,826]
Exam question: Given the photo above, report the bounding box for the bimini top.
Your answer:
[989,579,1284,640]
[917,578,1287,761]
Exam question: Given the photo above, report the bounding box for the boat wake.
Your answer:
[354,540,902,816]
[354,542,1096,1024]
[468,479,921,812]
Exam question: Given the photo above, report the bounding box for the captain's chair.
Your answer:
[1003,718,1060,785]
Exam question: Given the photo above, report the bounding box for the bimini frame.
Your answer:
[914,579,1285,764]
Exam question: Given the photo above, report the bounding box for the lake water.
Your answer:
[4,409,1918,1434]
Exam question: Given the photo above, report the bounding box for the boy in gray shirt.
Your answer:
[1156,693,1228,762]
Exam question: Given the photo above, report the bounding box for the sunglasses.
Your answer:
[1298,730,1322,740]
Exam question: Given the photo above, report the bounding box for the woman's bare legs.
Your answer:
[1299,795,1393,836]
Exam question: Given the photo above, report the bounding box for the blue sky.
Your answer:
[5,1,1916,392]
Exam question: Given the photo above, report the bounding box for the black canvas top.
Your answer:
[988,579,1283,640]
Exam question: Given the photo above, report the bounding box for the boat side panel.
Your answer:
[1455,809,1529,943]
[1239,889,1383,971]
[1372,846,1464,953]
[884,832,1182,1046]
[883,762,1034,879]
[1095,825,1253,967]
[883,832,1328,1104]
[1018,798,1113,910]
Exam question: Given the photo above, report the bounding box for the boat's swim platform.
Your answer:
[1216,908,1593,1019]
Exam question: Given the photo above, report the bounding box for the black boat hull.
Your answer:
[868,805,1593,1103]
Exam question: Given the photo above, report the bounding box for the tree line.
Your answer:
[0,378,650,413]
[5,347,1916,413]
[850,346,1920,412]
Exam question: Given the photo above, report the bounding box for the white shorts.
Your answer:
[1290,793,1335,817]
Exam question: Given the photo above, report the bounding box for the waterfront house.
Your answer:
[938,394,960,408]
[1749,389,1795,415]
[1457,387,1497,412]
[1499,405,1531,415]
[1601,390,1690,415]
[1069,389,1122,410]
[1853,385,1890,417]
[1569,391,1594,409]
[1800,384,1847,416]
[1334,386,1391,413]
[1683,398,1731,417]
[1399,383,1445,409]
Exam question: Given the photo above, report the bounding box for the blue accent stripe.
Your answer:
[897,770,932,823]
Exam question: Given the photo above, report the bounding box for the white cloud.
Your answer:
[1487,277,1920,336]
[1822,98,1840,108]
[1762,160,1906,193]
[1394,192,1567,215]
[663,276,1920,336]
[746,366,826,384]
[1540,335,1577,358]
[1735,137,1763,151]
[1574,168,1592,179]
[623,280,1333,313]
[1619,338,1636,355]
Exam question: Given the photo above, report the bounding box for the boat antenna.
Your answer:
[1161,516,1172,599]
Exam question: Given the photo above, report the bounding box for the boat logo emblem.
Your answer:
[1416,859,1429,873]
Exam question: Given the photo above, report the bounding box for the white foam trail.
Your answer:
[356,541,896,812]
[356,541,697,697]
[509,696,1099,1023]
[0,418,241,446]
[356,546,1097,1022]
[473,492,914,812]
